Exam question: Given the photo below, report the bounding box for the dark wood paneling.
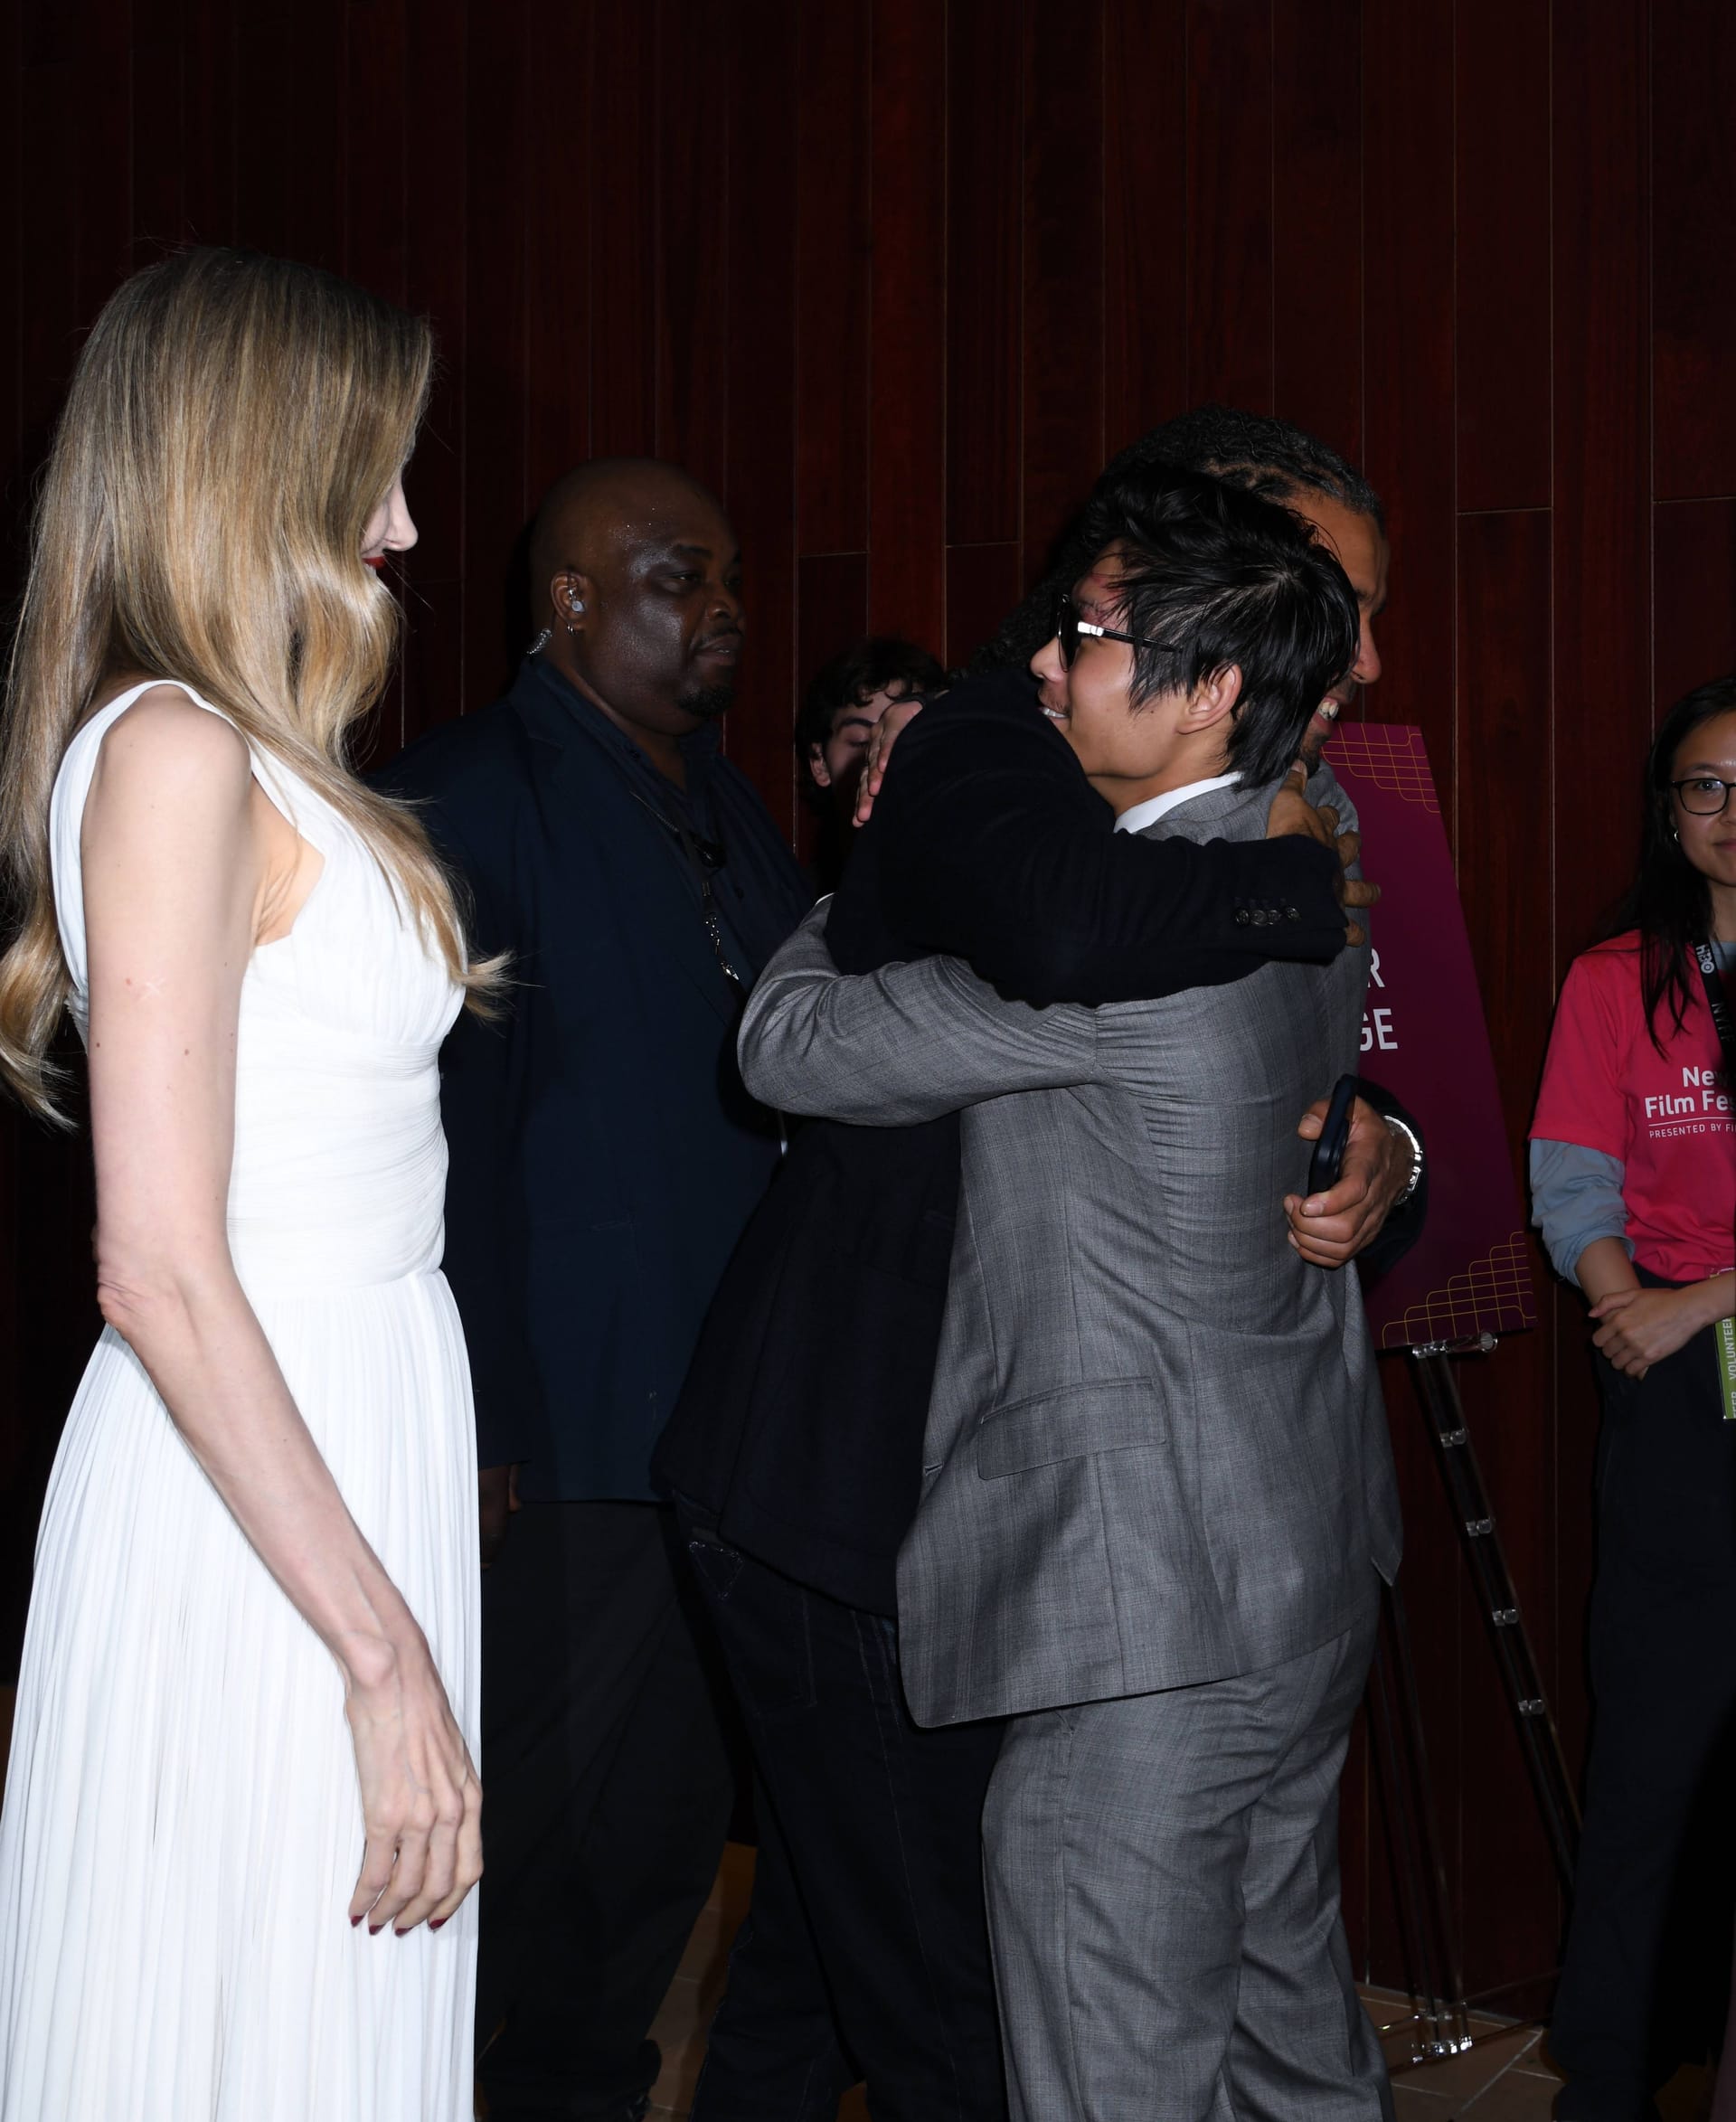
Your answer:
[1018,0,1103,587]
[1652,10,1736,500]
[866,0,945,651]
[1654,499,1736,711]
[589,0,659,459]
[524,2,592,503]
[794,0,870,557]
[1455,508,1563,1986]
[1455,0,1552,513]
[1551,0,1651,970]
[946,0,1022,545]
[458,0,528,709]
[395,0,467,752]
[655,0,730,497]
[1270,0,1363,467]
[721,0,800,835]
[1184,0,1273,411]
[945,541,1023,672]
[1102,0,1186,457]
[1362,0,1456,797]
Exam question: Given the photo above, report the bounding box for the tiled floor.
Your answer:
[647,1843,1720,2122]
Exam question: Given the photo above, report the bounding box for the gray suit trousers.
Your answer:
[982,1574,1391,2122]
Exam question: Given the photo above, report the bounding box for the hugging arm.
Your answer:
[832,691,1345,1007]
[738,902,1098,1125]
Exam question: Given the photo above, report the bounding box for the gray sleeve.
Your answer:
[1529,1137,1633,1287]
[737,901,1099,1125]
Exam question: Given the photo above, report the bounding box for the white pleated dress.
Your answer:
[0,682,480,2121]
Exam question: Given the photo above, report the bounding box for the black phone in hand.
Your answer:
[1307,1074,1360,1197]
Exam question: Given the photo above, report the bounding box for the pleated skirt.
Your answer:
[0,1270,479,2122]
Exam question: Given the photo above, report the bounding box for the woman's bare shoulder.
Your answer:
[88,684,252,813]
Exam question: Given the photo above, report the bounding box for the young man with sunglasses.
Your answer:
[738,467,1398,2120]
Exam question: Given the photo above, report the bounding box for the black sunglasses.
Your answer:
[1052,596,1174,670]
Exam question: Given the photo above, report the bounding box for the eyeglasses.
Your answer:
[1052,596,1174,670]
[1672,776,1736,816]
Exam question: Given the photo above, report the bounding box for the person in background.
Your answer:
[796,636,948,888]
[378,458,811,2122]
[1531,676,1736,2122]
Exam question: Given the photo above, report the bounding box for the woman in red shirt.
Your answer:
[1532,676,1736,2122]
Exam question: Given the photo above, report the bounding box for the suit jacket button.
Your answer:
[1288,906,1300,920]
[1234,908,1251,925]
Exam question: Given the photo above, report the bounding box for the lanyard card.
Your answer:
[1720,1316,1736,1424]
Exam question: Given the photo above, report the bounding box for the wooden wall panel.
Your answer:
[1654,499,1736,712]
[1362,0,1457,799]
[1455,0,1552,514]
[1270,0,1363,466]
[794,0,870,558]
[1184,0,1272,411]
[720,0,800,835]
[865,1,945,652]
[1018,0,1103,589]
[1102,0,1186,457]
[0,0,1717,2014]
[945,0,1022,547]
[589,2,658,459]
[1652,9,1736,500]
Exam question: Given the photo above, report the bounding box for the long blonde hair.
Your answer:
[0,247,495,1121]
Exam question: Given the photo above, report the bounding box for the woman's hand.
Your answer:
[346,1638,483,1934]
[853,695,929,825]
[1590,1284,1713,1378]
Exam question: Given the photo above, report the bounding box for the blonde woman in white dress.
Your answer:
[0,248,495,2120]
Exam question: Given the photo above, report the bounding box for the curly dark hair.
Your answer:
[972,404,1383,674]
[795,635,948,810]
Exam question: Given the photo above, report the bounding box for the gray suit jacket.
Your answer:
[739,772,1403,1726]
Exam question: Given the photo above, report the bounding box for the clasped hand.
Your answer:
[1590,1284,1716,1379]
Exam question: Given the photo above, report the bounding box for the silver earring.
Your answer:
[528,627,552,656]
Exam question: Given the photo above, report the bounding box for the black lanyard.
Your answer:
[625,786,745,990]
[1694,941,1736,1078]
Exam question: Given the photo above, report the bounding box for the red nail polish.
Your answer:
[351,1913,363,1929]
[429,1918,447,1930]
[369,1924,383,1936]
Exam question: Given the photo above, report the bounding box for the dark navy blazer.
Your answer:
[376,657,811,1500]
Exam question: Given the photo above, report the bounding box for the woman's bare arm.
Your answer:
[81,687,479,1933]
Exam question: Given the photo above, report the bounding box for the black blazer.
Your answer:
[376,658,810,1500]
[655,671,1423,1609]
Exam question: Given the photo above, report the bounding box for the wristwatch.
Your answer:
[1382,1114,1425,1207]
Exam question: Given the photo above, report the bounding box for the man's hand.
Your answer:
[479,1461,521,1569]
[1284,1096,1410,1268]
[1590,1284,1718,1379]
[1265,763,1379,947]
[853,696,929,825]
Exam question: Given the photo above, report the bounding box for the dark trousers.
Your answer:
[677,1506,1009,2122]
[1552,1320,1736,2121]
[476,1501,737,2122]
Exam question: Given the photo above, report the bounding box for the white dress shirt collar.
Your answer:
[1112,772,1241,835]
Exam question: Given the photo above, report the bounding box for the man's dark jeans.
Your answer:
[476,1501,736,2122]
[676,1506,1008,2122]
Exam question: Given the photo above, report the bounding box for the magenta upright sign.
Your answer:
[1324,722,1536,1350]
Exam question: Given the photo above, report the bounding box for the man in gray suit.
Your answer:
[738,467,1400,2120]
